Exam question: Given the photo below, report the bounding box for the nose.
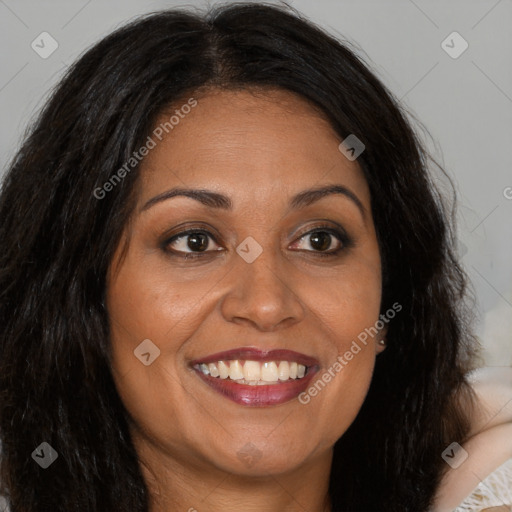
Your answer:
[219,248,305,332]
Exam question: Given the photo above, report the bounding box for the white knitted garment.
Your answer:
[453,457,512,511]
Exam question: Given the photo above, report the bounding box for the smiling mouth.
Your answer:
[193,359,308,385]
[190,348,319,406]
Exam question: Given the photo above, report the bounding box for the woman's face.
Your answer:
[107,88,384,479]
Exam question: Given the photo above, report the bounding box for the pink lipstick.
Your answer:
[190,348,320,407]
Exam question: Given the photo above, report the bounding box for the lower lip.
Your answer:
[194,367,319,406]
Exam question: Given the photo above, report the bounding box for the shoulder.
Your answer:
[433,367,512,511]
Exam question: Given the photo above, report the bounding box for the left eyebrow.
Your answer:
[140,184,366,220]
[289,184,366,220]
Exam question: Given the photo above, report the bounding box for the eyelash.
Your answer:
[162,223,353,260]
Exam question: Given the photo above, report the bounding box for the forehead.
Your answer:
[138,88,370,208]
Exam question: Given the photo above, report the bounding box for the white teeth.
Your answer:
[243,360,261,381]
[197,360,308,384]
[278,361,290,381]
[261,361,278,382]
[208,363,219,378]
[229,360,244,380]
[218,360,229,379]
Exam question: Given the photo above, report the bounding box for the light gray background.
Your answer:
[1,0,511,365]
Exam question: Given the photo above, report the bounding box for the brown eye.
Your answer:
[182,232,209,252]
[308,231,336,252]
[164,229,222,257]
[291,226,349,257]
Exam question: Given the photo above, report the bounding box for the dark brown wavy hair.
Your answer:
[0,2,479,511]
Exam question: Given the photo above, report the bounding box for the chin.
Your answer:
[206,442,314,477]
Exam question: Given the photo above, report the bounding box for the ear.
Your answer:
[376,324,388,354]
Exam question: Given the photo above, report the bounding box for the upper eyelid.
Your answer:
[293,224,346,239]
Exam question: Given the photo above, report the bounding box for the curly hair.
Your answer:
[0,3,479,510]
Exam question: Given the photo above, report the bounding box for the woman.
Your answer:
[0,3,510,511]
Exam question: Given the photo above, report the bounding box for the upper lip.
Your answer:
[190,348,319,368]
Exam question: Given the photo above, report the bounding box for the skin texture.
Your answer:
[106,88,386,512]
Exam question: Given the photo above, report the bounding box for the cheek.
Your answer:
[299,328,377,451]
[297,254,381,444]
[311,250,382,346]
[105,248,221,419]
[106,256,205,451]
[106,250,212,362]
